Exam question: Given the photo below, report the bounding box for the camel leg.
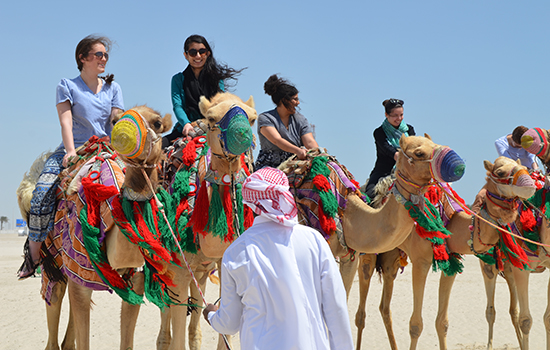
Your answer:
[67,278,93,350]
[120,271,144,350]
[480,260,498,350]
[62,297,76,350]
[44,281,73,350]
[409,259,431,350]
[157,308,172,350]
[340,254,359,299]
[513,267,532,350]
[502,263,523,347]
[379,250,401,350]
[188,272,206,350]
[435,272,457,350]
[354,254,376,350]
[544,276,550,350]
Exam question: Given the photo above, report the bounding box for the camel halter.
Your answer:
[111,109,162,168]
[399,145,465,184]
[208,105,254,163]
[488,166,534,199]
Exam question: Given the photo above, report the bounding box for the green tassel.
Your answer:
[318,190,339,218]
[143,264,169,310]
[235,183,246,234]
[523,230,541,252]
[308,156,331,179]
[207,183,228,239]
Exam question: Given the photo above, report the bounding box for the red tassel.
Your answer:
[97,262,127,289]
[181,138,197,167]
[425,185,441,205]
[188,180,210,234]
[244,205,254,229]
[81,176,119,227]
[432,244,449,261]
[222,186,235,242]
[313,174,332,192]
[133,202,172,262]
[520,207,537,232]
[318,203,337,235]
[240,154,251,176]
[501,229,529,269]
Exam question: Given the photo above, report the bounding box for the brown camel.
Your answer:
[280,134,465,302]
[110,92,257,350]
[478,126,550,350]
[16,137,159,350]
[353,156,536,350]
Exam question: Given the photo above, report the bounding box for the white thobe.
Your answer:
[208,215,353,350]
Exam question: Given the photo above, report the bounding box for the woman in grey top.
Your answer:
[255,74,319,170]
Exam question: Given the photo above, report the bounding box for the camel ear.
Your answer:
[199,96,211,117]
[424,133,432,140]
[162,113,173,133]
[483,160,494,172]
[516,158,522,165]
[399,134,407,149]
[244,95,255,109]
[111,109,124,126]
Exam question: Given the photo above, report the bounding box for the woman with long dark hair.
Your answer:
[163,34,243,147]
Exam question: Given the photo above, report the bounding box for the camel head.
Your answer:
[199,92,257,165]
[111,105,173,167]
[396,134,466,194]
[483,156,536,200]
[521,127,550,169]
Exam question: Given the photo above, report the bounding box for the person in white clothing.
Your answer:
[203,167,353,350]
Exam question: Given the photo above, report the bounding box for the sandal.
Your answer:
[17,238,41,281]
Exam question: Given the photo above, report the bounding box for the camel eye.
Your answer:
[153,121,162,129]
[414,151,425,159]
[208,117,216,124]
[494,169,505,177]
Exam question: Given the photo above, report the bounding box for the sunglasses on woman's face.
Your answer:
[187,48,208,57]
[90,51,109,60]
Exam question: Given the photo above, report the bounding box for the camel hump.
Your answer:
[16,150,55,220]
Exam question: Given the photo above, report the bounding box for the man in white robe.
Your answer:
[203,167,353,350]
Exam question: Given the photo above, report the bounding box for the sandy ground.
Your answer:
[1,232,548,350]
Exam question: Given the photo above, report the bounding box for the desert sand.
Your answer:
[1,232,547,350]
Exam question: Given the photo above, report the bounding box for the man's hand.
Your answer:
[203,303,219,324]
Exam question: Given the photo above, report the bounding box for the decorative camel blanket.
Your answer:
[41,137,125,304]
[279,149,365,250]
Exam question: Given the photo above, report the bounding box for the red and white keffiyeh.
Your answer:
[242,167,298,226]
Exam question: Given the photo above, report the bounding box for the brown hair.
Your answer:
[75,35,114,83]
[512,125,528,145]
[264,74,299,113]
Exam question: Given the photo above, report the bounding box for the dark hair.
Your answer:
[382,98,404,115]
[264,74,299,113]
[75,35,114,83]
[183,34,244,89]
[512,125,528,145]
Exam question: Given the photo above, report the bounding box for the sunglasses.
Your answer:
[186,48,208,57]
[90,51,109,60]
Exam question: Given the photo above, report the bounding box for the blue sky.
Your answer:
[1,1,549,228]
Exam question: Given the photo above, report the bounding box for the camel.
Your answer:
[477,126,550,350]
[278,134,466,301]
[353,156,537,350]
[16,136,157,350]
[109,92,257,350]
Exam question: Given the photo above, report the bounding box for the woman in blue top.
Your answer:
[18,35,124,279]
[255,74,319,170]
[162,35,244,148]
